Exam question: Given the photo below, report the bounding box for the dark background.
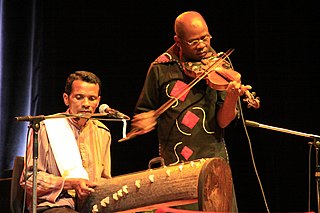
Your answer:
[2,1,320,212]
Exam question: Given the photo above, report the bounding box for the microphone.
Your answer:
[99,104,130,120]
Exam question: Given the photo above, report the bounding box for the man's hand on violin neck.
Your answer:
[227,81,252,96]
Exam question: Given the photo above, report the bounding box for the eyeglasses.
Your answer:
[178,34,212,46]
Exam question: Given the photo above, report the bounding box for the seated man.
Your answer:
[20,71,112,213]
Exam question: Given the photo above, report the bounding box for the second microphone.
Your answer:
[99,104,130,120]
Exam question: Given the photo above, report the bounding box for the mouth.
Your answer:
[79,110,92,114]
[198,51,208,58]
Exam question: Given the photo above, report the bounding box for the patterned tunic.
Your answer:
[135,44,231,165]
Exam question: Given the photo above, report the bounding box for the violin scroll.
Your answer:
[243,91,260,109]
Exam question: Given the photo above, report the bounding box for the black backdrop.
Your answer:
[2,1,320,212]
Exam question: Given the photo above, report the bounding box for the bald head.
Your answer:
[174,11,209,38]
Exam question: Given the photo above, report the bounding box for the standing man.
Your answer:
[20,71,111,212]
[129,11,251,211]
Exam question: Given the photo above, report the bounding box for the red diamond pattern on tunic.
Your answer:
[170,80,190,101]
[181,146,193,161]
[181,111,199,129]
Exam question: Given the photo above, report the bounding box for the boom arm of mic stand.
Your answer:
[15,113,91,122]
[245,120,320,139]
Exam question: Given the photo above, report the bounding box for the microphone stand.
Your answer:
[30,117,41,213]
[245,120,320,212]
[16,114,70,213]
[15,113,127,213]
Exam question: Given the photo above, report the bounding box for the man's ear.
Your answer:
[63,93,69,106]
[96,96,101,107]
[174,35,181,47]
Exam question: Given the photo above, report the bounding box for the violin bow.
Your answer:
[119,49,235,142]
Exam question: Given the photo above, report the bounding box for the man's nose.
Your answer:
[82,98,90,107]
[197,41,206,48]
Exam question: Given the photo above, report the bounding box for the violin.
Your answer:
[182,50,260,109]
